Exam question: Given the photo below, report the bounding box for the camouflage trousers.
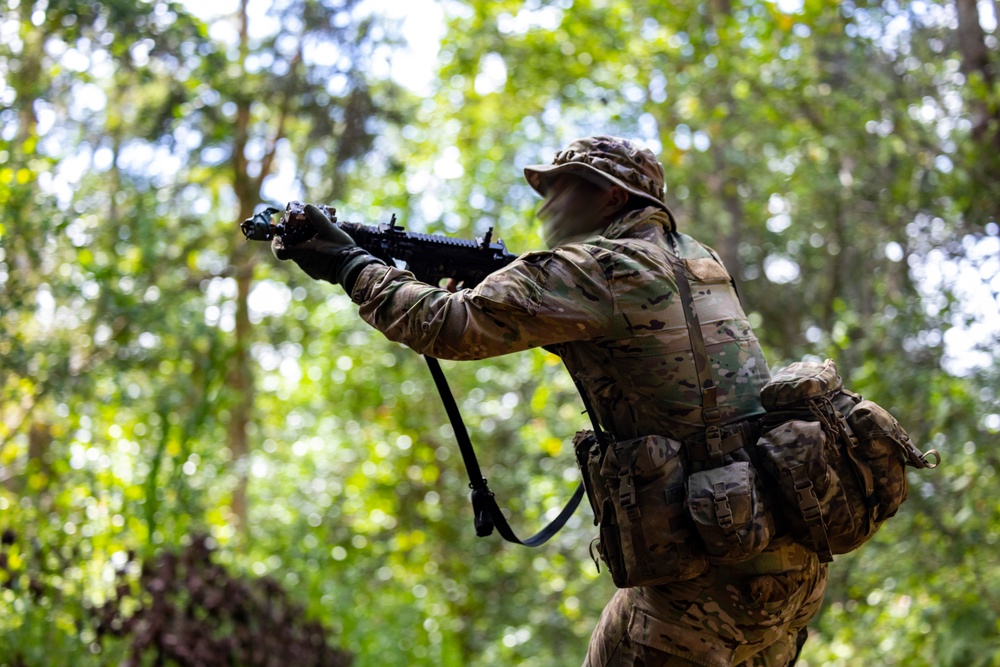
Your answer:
[582,540,828,667]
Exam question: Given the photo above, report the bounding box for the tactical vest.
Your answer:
[574,235,939,588]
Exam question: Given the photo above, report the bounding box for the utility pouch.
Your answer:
[686,461,773,564]
[845,399,931,520]
[755,418,855,561]
[575,430,708,588]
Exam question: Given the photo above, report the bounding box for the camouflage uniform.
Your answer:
[347,137,827,666]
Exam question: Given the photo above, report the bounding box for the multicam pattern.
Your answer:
[580,432,710,588]
[351,206,770,442]
[687,461,774,563]
[583,546,827,667]
[755,360,934,562]
[755,419,855,562]
[524,136,677,226]
[349,203,825,666]
[759,359,842,411]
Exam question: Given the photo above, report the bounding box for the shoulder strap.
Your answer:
[666,233,725,459]
[423,356,584,547]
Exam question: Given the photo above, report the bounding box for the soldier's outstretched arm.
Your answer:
[348,245,613,360]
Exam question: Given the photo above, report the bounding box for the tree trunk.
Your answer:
[13,1,43,141]
[955,0,998,145]
[955,0,993,81]
[954,0,1000,221]
[226,0,255,537]
[226,258,254,535]
[710,142,745,284]
[705,4,745,289]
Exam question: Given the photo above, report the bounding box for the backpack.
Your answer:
[753,358,940,562]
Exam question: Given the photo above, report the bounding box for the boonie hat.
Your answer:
[524,136,676,226]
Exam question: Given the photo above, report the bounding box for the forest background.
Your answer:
[1,0,999,665]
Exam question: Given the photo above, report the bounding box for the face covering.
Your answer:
[537,177,613,249]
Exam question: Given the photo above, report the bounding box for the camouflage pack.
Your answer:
[575,422,784,587]
[572,248,939,587]
[754,359,940,562]
[575,356,940,588]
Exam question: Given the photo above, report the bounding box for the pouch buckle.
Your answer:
[712,481,735,532]
[705,425,724,461]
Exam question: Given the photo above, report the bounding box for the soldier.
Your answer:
[272,136,828,666]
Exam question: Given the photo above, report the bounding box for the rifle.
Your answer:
[240,201,517,288]
[240,201,584,547]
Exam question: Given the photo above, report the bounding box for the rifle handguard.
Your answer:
[242,201,517,288]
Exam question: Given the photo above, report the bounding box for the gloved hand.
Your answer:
[271,203,381,290]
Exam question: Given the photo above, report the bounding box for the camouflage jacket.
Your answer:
[350,207,771,441]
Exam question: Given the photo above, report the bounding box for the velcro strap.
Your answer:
[726,539,816,574]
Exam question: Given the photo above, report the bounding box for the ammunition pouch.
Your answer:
[575,431,708,587]
[574,419,775,588]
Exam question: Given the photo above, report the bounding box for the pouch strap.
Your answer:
[787,463,833,563]
[571,376,615,525]
[713,481,737,536]
[686,421,761,462]
[834,408,878,535]
[572,377,614,451]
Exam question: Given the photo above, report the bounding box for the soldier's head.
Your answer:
[524,136,675,247]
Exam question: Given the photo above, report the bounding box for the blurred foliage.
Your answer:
[0,0,999,666]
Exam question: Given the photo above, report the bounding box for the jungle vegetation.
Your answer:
[1,0,998,665]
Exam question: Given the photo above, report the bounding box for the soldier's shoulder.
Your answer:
[674,232,722,261]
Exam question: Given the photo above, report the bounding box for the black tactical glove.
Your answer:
[271,203,383,292]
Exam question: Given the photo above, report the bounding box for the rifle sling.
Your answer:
[423,356,584,547]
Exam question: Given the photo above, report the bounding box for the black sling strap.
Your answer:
[420,233,721,545]
[423,356,585,547]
